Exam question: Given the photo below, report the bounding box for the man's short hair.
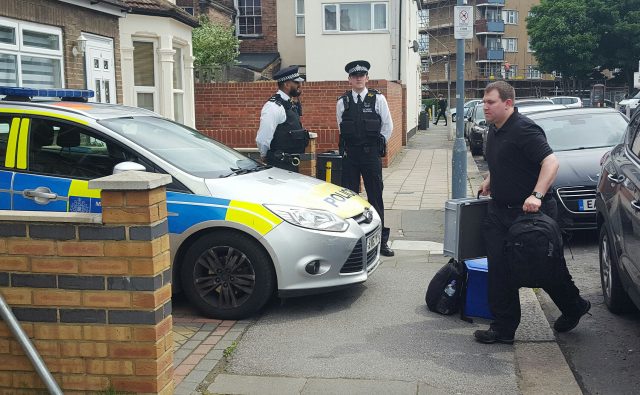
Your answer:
[485,81,515,102]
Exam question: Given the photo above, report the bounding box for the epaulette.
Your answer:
[367,89,380,97]
[268,94,284,106]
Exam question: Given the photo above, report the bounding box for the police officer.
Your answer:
[256,65,309,172]
[474,81,590,344]
[337,60,394,257]
[433,94,447,126]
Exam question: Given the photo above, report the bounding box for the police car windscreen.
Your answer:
[99,116,259,178]
[532,112,627,152]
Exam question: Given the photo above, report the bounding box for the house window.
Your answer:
[173,47,184,124]
[133,41,156,111]
[323,2,388,33]
[421,59,429,73]
[296,0,305,35]
[502,38,517,53]
[237,0,262,36]
[181,7,195,16]
[503,10,518,25]
[0,17,63,89]
[527,65,541,79]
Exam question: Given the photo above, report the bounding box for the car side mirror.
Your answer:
[478,120,486,126]
[113,161,147,174]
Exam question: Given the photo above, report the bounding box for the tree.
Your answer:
[192,16,240,68]
[527,0,640,93]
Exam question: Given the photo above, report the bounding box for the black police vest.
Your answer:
[268,94,308,154]
[339,90,382,146]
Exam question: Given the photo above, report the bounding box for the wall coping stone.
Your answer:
[89,170,172,191]
[0,211,102,223]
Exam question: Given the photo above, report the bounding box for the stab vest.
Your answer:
[268,94,308,154]
[339,89,382,147]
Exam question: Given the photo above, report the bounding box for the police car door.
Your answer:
[12,116,128,213]
[0,115,18,210]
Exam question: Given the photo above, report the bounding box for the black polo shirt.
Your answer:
[485,108,553,205]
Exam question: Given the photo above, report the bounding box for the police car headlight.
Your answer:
[265,205,349,232]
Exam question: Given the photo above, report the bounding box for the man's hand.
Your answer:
[523,195,542,213]
[479,177,491,196]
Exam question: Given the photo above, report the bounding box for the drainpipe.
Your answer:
[0,295,62,395]
[397,0,403,81]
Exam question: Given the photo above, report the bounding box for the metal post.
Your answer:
[446,55,453,140]
[0,295,62,395]
[452,0,468,198]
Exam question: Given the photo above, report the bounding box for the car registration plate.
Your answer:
[366,230,381,253]
[578,198,596,211]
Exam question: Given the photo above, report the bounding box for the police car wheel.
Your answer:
[181,231,275,319]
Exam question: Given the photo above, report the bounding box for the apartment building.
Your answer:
[420,0,556,101]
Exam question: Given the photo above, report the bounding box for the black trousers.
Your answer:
[341,145,390,243]
[434,109,447,125]
[483,198,582,337]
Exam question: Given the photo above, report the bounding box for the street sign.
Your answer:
[454,6,474,40]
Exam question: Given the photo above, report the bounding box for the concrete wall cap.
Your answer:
[0,211,102,224]
[89,171,172,191]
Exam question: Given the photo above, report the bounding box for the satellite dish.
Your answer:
[410,40,419,53]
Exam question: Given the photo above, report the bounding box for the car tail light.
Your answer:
[600,150,611,166]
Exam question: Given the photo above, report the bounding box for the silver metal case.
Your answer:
[444,197,490,261]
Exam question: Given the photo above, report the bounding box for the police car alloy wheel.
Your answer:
[181,231,276,319]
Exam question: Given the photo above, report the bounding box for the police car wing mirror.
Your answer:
[113,161,146,174]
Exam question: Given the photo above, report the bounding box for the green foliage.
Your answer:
[192,16,240,68]
[223,341,238,359]
[527,0,640,91]
[422,98,438,109]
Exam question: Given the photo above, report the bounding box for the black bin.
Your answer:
[419,111,429,129]
[316,151,343,186]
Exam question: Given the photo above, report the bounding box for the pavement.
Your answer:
[171,123,583,394]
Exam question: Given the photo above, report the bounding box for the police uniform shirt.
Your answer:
[336,88,394,142]
[256,90,291,157]
[485,108,553,205]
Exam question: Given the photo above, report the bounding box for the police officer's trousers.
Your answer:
[341,145,390,243]
[483,198,582,337]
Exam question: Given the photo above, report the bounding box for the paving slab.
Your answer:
[208,374,307,395]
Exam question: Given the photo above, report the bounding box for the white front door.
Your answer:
[84,34,116,104]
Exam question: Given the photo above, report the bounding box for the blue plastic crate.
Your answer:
[464,258,494,319]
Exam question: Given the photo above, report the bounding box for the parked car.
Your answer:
[465,103,487,155]
[452,99,482,122]
[0,87,383,320]
[483,107,628,230]
[618,90,640,115]
[596,110,640,313]
[549,96,583,108]
[515,98,555,107]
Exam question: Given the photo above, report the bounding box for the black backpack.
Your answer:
[505,212,564,288]
[426,258,465,315]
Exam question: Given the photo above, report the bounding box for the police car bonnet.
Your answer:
[273,66,305,83]
[345,60,370,76]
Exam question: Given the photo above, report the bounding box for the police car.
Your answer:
[0,87,382,319]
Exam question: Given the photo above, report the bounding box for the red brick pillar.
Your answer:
[299,132,317,177]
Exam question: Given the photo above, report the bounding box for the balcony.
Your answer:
[476,0,505,6]
[474,19,505,34]
[476,47,504,62]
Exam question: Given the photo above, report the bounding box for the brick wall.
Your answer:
[0,0,123,103]
[0,174,173,394]
[238,0,277,53]
[194,80,405,167]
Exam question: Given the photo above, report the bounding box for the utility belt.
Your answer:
[341,135,387,158]
[266,151,315,167]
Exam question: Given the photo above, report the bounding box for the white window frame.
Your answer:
[502,38,517,53]
[172,45,185,123]
[0,16,64,89]
[322,2,389,34]
[527,65,541,79]
[236,0,263,37]
[503,10,518,25]
[132,39,158,112]
[295,0,305,36]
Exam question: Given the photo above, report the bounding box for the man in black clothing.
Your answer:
[474,81,590,344]
[433,94,447,126]
[337,60,394,257]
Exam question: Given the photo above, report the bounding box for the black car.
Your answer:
[596,110,640,313]
[465,103,487,155]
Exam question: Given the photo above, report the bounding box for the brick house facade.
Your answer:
[0,0,127,103]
